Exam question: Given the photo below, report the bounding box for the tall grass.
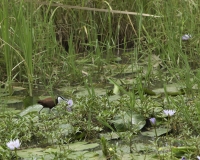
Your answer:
[1,1,200,159]
[12,1,34,96]
[0,0,200,94]
[1,0,13,94]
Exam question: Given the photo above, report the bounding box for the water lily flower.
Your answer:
[163,109,176,116]
[149,118,156,125]
[67,99,73,107]
[181,156,186,160]
[7,139,21,150]
[66,99,73,112]
[182,34,191,41]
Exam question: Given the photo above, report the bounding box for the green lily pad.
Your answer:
[108,95,121,102]
[110,112,146,132]
[122,153,157,160]
[19,104,43,116]
[67,150,99,159]
[2,96,23,106]
[17,147,46,158]
[100,132,120,140]
[18,142,100,159]
[152,83,185,95]
[141,128,168,137]
[67,141,99,151]
[75,87,107,96]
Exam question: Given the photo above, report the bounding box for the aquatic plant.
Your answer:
[163,110,176,116]
[149,117,156,125]
[6,139,20,150]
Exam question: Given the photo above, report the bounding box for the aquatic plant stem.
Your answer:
[14,148,18,160]
[154,125,158,139]
[167,115,170,137]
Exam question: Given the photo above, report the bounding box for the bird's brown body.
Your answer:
[38,96,68,113]
[38,97,58,109]
[38,97,58,113]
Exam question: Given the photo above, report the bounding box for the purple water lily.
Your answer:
[67,99,73,107]
[149,118,156,125]
[181,156,186,160]
[67,99,73,112]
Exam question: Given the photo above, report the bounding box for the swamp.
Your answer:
[1,0,200,160]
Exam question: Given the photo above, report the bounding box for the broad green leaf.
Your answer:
[110,112,146,132]
[19,104,43,116]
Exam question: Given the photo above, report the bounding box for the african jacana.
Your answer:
[38,96,68,114]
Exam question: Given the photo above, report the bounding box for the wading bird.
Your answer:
[38,96,68,114]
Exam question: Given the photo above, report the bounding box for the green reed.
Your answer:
[1,0,13,94]
[11,1,34,96]
[1,0,200,94]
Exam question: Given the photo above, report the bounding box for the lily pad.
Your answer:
[141,127,168,137]
[152,83,185,95]
[19,104,43,116]
[100,132,120,140]
[67,141,99,151]
[110,112,146,132]
[75,86,107,96]
[108,95,121,102]
[122,154,157,160]
[2,96,24,108]
[67,150,99,159]
[18,142,100,159]
[17,147,46,158]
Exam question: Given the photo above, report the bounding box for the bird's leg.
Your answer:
[39,107,43,114]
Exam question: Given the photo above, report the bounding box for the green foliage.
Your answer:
[1,0,200,92]
[1,0,200,159]
[1,0,13,94]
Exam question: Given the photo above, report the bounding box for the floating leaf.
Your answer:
[152,83,185,95]
[17,147,46,158]
[110,112,146,132]
[75,87,107,96]
[68,141,99,151]
[141,128,168,137]
[19,104,43,116]
[108,95,121,102]
[100,132,120,140]
[67,151,99,159]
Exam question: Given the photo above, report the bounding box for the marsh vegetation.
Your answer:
[1,0,200,159]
